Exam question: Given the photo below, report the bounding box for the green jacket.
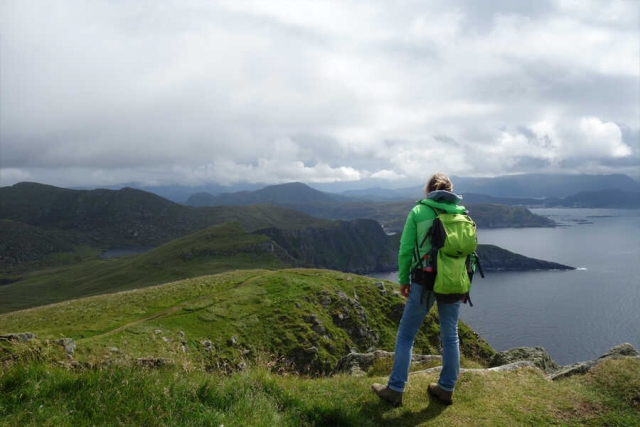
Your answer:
[398,193,466,285]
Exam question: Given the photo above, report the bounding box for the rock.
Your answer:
[0,332,37,342]
[202,340,213,352]
[489,347,560,374]
[549,343,640,381]
[288,346,319,374]
[548,361,596,381]
[598,342,638,359]
[375,281,387,295]
[311,324,327,334]
[304,314,320,324]
[55,338,76,356]
[336,291,350,302]
[136,357,174,368]
[387,302,404,323]
[333,350,442,375]
[411,360,543,376]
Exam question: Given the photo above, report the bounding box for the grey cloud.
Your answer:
[1,0,638,187]
[508,156,555,173]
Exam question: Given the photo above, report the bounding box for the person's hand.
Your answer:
[399,285,410,298]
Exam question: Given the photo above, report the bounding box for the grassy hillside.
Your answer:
[0,222,291,314]
[1,269,638,426]
[0,269,492,371]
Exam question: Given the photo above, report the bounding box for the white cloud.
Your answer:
[370,169,406,180]
[576,117,631,158]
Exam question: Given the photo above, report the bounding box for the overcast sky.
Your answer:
[1,0,639,189]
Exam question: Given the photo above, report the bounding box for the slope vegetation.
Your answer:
[0,269,493,373]
[0,222,289,313]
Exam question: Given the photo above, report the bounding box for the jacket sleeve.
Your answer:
[398,208,417,285]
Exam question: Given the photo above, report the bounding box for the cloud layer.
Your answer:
[1,0,638,188]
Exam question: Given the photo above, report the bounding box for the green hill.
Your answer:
[0,222,289,314]
[0,219,401,314]
[0,269,493,372]
[1,269,638,426]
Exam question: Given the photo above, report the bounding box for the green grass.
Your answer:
[0,269,493,375]
[0,267,637,426]
[1,357,638,426]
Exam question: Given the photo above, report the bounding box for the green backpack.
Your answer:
[413,208,485,305]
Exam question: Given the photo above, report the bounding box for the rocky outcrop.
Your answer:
[489,346,560,373]
[0,332,37,342]
[548,343,639,380]
[410,360,544,377]
[55,338,76,357]
[333,350,441,376]
[335,343,639,380]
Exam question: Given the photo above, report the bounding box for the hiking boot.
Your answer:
[427,383,453,405]
[371,383,403,407]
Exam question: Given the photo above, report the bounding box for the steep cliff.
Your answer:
[256,219,398,274]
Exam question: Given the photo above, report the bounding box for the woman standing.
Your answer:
[372,173,467,406]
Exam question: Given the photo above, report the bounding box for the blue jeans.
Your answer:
[388,282,461,393]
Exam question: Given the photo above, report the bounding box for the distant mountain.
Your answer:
[335,173,640,200]
[72,182,265,204]
[553,189,640,208]
[184,182,556,232]
[449,173,640,198]
[69,173,640,204]
[461,189,640,209]
[187,182,352,207]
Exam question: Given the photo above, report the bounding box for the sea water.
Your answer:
[370,209,640,365]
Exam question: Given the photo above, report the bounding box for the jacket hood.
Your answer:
[427,190,462,204]
[417,190,466,214]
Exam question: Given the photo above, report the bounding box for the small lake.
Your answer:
[98,246,155,259]
[370,209,640,365]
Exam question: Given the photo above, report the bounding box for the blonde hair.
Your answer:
[424,173,453,194]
